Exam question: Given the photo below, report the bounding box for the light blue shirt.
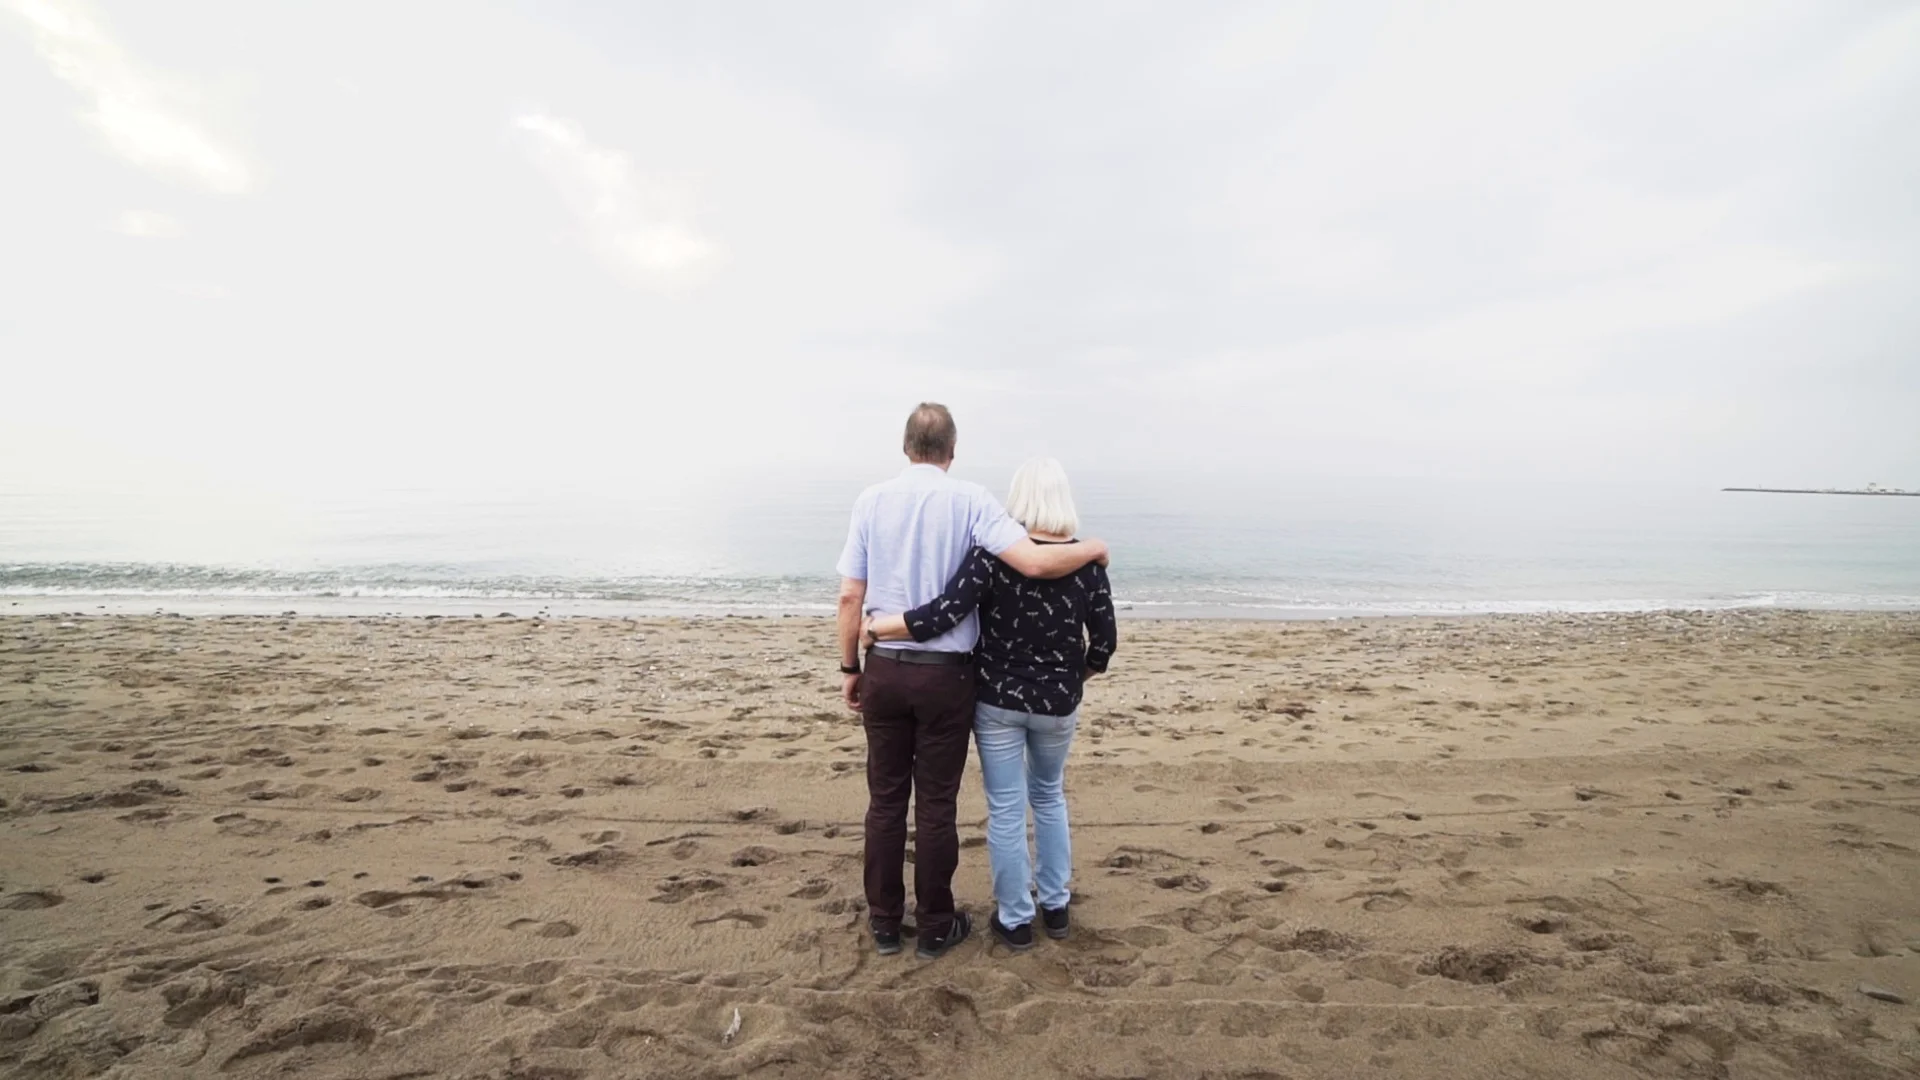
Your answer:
[836,463,1028,653]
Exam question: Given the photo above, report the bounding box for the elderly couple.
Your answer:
[836,403,1118,959]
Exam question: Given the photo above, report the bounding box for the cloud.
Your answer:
[1159,247,1853,398]
[510,111,723,290]
[7,0,254,194]
[111,208,183,238]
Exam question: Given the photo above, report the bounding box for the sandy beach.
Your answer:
[2,610,1917,1079]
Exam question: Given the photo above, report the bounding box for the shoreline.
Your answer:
[6,592,1917,620]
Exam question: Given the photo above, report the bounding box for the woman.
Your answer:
[864,457,1116,951]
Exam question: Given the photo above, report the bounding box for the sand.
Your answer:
[2,610,1917,1079]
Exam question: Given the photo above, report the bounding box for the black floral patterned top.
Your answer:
[902,541,1117,716]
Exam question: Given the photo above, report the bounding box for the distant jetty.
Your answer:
[1725,484,1919,497]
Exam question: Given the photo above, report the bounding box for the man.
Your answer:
[835,403,1110,960]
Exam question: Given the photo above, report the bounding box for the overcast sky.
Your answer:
[3,0,1916,505]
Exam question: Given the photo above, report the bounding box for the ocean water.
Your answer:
[3,473,1917,617]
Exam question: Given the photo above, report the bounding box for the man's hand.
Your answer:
[1086,538,1110,568]
[836,576,867,711]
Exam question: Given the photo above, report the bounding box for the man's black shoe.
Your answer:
[1041,904,1070,940]
[991,914,1034,951]
[916,911,972,960]
[871,922,903,956]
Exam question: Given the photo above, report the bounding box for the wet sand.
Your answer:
[2,611,1917,1078]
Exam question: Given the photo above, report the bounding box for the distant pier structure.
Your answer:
[1724,483,1919,497]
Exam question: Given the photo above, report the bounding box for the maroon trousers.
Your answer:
[858,652,975,940]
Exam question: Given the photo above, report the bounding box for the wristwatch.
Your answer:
[839,663,861,675]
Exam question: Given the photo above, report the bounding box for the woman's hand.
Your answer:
[864,613,914,642]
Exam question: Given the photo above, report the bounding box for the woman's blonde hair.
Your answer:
[1005,457,1080,537]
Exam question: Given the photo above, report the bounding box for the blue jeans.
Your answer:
[973,701,1077,928]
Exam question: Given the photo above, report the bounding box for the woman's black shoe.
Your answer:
[916,911,973,960]
[992,915,1035,951]
[1041,904,1070,940]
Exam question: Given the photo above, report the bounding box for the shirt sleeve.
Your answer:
[903,546,994,642]
[1084,565,1117,673]
[834,494,869,581]
[971,492,1028,556]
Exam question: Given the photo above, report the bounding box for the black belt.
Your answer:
[867,646,972,667]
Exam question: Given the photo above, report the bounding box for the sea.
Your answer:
[3,472,1917,619]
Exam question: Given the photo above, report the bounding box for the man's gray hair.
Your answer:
[903,403,957,463]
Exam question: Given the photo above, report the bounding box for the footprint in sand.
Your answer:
[1152,873,1211,892]
[1707,876,1789,899]
[507,917,579,938]
[222,1006,376,1067]
[2,890,64,910]
[693,910,768,929]
[1472,794,1520,806]
[146,901,230,932]
[548,846,625,869]
[213,813,279,837]
[652,876,725,904]
[1353,888,1411,912]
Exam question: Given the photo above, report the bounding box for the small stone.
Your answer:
[1856,982,1905,1004]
